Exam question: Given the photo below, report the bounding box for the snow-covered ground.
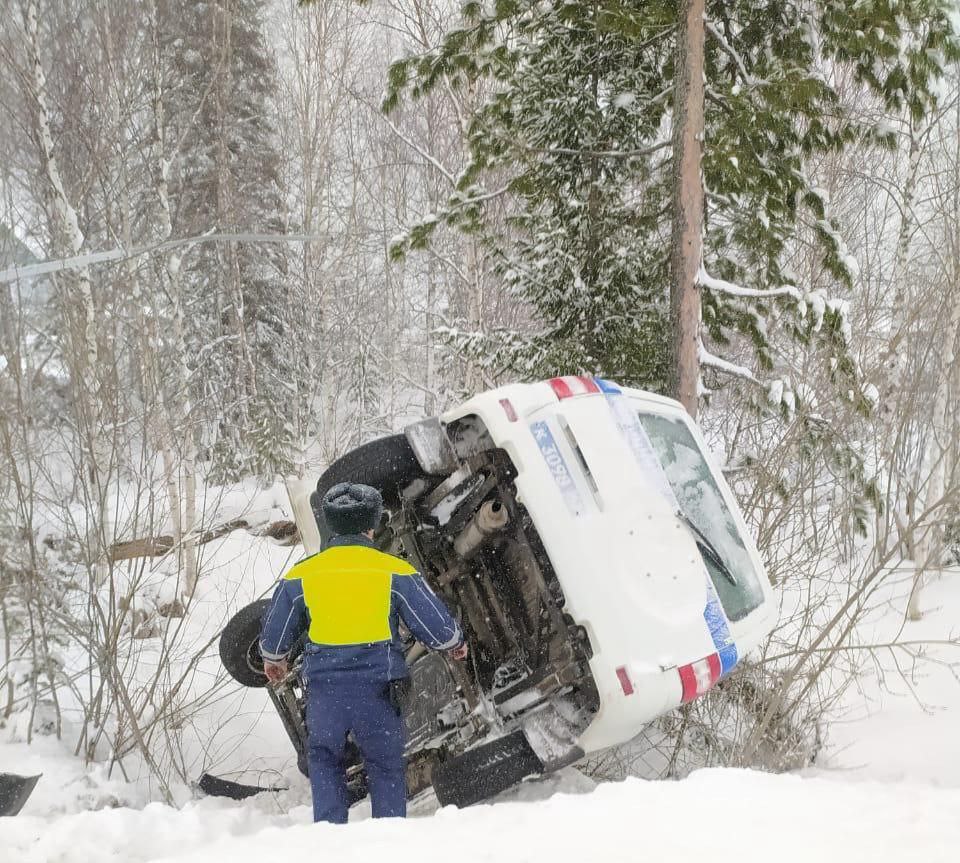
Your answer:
[815,568,960,788]
[3,493,959,861]
[4,765,959,863]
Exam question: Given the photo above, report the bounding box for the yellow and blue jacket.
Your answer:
[259,535,463,682]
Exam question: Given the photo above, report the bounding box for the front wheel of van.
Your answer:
[431,730,544,808]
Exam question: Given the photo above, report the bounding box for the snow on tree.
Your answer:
[382,0,960,418]
[161,0,296,480]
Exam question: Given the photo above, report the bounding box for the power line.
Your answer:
[0,232,327,284]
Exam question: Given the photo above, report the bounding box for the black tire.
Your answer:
[431,730,543,808]
[314,434,425,538]
[220,599,271,688]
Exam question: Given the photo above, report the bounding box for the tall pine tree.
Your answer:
[385,1,959,413]
[163,0,295,480]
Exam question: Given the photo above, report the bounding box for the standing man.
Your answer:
[259,482,467,824]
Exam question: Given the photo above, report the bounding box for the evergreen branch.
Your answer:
[698,343,761,386]
[452,184,511,205]
[698,267,801,301]
[515,140,671,159]
[704,19,759,88]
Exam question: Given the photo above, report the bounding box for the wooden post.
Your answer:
[668,0,706,418]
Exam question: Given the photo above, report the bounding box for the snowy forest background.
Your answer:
[3,0,960,802]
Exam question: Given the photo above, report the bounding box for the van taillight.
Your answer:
[616,666,635,696]
[678,654,722,702]
[548,376,600,400]
[499,398,518,422]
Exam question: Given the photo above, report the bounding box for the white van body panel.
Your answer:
[441,380,776,754]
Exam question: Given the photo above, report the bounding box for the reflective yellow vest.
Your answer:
[286,544,418,646]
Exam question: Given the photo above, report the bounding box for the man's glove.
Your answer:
[449,641,468,661]
[263,658,289,685]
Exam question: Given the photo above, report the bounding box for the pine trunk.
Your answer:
[668,0,705,418]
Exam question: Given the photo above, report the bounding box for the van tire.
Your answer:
[220,599,271,688]
[431,730,544,808]
[313,435,425,537]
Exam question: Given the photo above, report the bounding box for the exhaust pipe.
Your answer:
[454,499,509,559]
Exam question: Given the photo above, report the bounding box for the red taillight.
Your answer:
[499,398,518,422]
[678,654,722,703]
[548,376,600,400]
[615,666,635,696]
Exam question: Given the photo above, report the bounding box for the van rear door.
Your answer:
[524,392,718,674]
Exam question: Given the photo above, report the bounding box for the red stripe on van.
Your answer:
[549,376,600,400]
[679,653,722,703]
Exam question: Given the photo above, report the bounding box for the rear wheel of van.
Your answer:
[312,434,427,537]
[431,730,544,808]
[219,599,271,688]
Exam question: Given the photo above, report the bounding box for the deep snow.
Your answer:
[2,482,959,862]
[814,569,960,788]
[4,768,958,863]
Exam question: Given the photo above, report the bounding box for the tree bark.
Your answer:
[668,0,706,418]
[23,0,111,573]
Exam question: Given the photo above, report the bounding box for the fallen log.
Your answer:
[108,519,300,562]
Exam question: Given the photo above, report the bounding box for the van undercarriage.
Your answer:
[219,422,600,807]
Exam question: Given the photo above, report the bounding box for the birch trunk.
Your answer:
[464,236,485,394]
[907,316,959,619]
[873,116,929,567]
[23,0,111,569]
[908,117,960,619]
[149,1,198,599]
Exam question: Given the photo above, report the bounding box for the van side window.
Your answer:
[637,412,764,621]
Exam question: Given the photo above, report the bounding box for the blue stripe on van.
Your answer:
[594,377,621,394]
[704,579,738,675]
[595,380,680,511]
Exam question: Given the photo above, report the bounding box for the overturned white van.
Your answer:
[219,378,777,807]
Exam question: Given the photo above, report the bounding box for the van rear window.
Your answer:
[636,413,764,622]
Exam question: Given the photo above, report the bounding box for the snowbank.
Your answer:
[816,569,960,787]
[4,768,959,863]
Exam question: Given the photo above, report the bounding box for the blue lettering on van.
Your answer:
[704,578,738,675]
[596,382,680,511]
[529,420,583,516]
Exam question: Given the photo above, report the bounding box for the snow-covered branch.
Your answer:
[515,140,672,160]
[698,266,801,301]
[704,20,758,88]
[374,107,458,187]
[698,343,761,385]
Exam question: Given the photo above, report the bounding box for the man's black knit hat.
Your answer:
[321,482,383,536]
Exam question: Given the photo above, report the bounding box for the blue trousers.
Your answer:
[304,677,406,823]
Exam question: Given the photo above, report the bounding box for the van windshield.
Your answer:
[636,412,764,622]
